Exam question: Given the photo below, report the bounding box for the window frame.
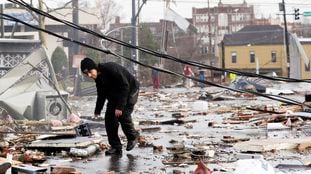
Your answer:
[271,51,277,63]
[231,51,237,63]
[305,62,310,72]
[250,51,255,63]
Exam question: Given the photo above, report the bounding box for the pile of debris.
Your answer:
[134,86,311,173]
[0,117,109,174]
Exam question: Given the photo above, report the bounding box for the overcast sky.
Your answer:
[2,0,311,22]
[112,0,311,23]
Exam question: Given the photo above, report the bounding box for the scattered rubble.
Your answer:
[0,83,311,173]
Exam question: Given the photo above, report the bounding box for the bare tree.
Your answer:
[14,0,73,47]
[95,0,121,32]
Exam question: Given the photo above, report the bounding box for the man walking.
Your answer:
[80,57,140,156]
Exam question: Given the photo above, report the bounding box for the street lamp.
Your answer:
[100,25,140,49]
[100,25,140,67]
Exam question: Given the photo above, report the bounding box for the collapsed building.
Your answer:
[0,39,69,120]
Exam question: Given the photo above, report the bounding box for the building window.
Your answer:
[305,62,310,72]
[211,16,215,22]
[201,47,208,55]
[271,51,277,63]
[250,51,255,63]
[231,52,237,63]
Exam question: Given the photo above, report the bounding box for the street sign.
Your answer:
[304,12,311,16]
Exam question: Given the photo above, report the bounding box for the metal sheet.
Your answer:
[0,48,48,95]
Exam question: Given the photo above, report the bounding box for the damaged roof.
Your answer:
[223,25,284,46]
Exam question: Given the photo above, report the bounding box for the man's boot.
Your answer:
[105,148,122,156]
[126,137,138,151]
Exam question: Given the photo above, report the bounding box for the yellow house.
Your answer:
[221,25,286,76]
[220,25,311,79]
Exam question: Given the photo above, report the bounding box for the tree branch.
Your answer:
[78,8,99,18]
[46,1,73,13]
[23,8,39,21]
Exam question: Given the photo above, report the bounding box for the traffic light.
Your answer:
[294,8,300,20]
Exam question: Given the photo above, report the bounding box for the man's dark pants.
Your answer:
[105,102,139,150]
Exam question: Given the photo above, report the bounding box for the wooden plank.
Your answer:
[235,137,311,152]
[26,137,104,148]
[141,126,161,132]
[221,136,250,143]
[11,164,47,173]
[0,131,76,136]
[51,126,75,131]
[222,120,249,124]
[230,113,270,121]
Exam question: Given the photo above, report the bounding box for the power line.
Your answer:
[1,13,307,107]
[7,0,311,84]
[4,0,311,107]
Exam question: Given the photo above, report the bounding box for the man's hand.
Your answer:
[115,109,123,118]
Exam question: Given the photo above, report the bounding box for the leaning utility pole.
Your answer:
[282,0,291,78]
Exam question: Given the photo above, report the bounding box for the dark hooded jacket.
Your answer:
[94,62,139,115]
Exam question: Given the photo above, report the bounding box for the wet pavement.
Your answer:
[59,83,310,173]
[26,83,311,173]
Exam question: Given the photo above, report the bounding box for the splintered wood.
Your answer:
[235,137,311,152]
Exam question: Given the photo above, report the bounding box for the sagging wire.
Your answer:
[8,0,311,84]
[1,13,309,108]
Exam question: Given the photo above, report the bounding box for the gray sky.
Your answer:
[113,0,311,23]
[2,0,311,23]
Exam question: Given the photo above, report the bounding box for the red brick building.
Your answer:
[192,0,255,68]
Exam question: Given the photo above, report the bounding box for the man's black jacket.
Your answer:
[94,62,139,115]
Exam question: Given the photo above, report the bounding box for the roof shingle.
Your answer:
[223,25,284,46]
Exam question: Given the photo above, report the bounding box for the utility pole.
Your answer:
[207,0,213,79]
[159,0,171,68]
[131,0,146,77]
[72,0,79,56]
[131,0,137,75]
[69,0,79,73]
[135,0,140,78]
[282,0,291,78]
[161,0,170,54]
[38,0,46,47]
[72,0,80,96]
